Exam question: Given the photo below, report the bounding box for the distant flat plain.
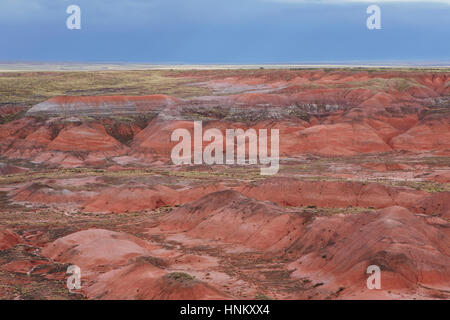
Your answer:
[1,62,449,72]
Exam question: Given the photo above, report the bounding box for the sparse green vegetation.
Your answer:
[166,272,195,282]
[254,293,272,300]
[298,206,376,216]
[162,166,266,181]
[136,256,168,268]
[288,106,311,121]
[0,167,155,184]
[0,70,211,106]
[344,77,425,93]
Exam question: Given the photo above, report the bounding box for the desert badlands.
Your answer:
[0,68,449,300]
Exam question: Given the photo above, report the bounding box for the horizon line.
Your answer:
[1,61,449,72]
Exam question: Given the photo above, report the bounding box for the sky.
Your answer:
[1,0,449,64]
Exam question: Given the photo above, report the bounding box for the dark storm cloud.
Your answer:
[1,0,449,63]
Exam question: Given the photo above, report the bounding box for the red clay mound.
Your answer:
[363,118,401,143]
[0,118,38,155]
[237,178,426,209]
[11,182,91,205]
[82,186,178,213]
[292,122,392,156]
[288,206,450,297]
[407,85,438,99]
[4,124,56,159]
[0,118,35,140]
[0,229,21,250]
[49,122,126,153]
[82,184,224,214]
[46,95,177,106]
[0,118,147,165]
[43,229,227,299]
[131,118,194,161]
[131,118,313,160]
[358,92,395,109]
[137,118,397,158]
[85,263,228,300]
[0,121,61,161]
[415,73,449,94]
[24,125,54,145]
[160,190,305,251]
[391,118,450,153]
[42,229,156,270]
